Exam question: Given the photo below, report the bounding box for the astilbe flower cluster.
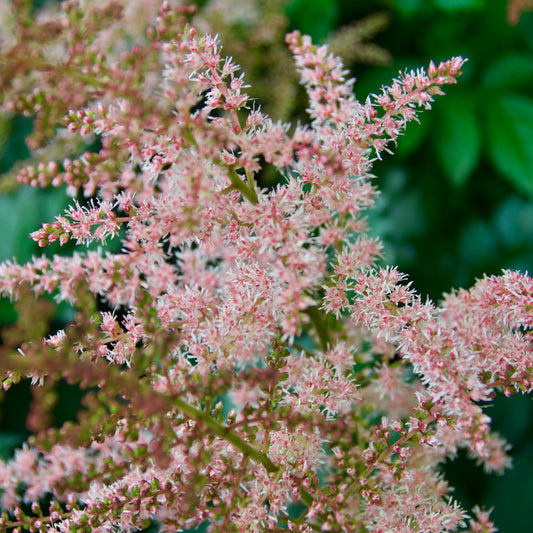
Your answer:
[0,1,531,532]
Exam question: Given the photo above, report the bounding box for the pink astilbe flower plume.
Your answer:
[0,1,525,533]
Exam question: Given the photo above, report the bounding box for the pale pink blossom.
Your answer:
[0,2,523,532]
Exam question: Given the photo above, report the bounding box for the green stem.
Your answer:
[227,168,259,204]
[305,305,330,352]
[174,396,315,509]
[173,396,278,472]
[344,414,437,499]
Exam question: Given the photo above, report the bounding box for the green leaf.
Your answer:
[492,196,533,248]
[431,0,486,10]
[482,54,533,91]
[458,218,496,267]
[395,114,431,159]
[486,95,533,198]
[433,96,481,187]
[389,0,424,17]
[0,186,70,263]
[285,0,339,42]
[0,432,25,459]
[0,113,12,156]
[0,115,32,173]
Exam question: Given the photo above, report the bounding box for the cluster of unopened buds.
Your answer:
[0,1,530,532]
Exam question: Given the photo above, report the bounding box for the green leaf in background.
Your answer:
[0,115,32,173]
[433,96,481,187]
[0,185,72,325]
[482,54,533,90]
[431,0,486,11]
[389,0,424,17]
[493,195,533,248]
[518,12,533,54]
[486,441,533,533]
[0,432,26,460]
[0,186,70,263]
[0,113,12,158]
[458,217,496,267]
[286,0,339,42]
[395,113,432,159]
[486,94,533,198]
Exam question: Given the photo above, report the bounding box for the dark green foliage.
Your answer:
[340,0,533,297]
[286,0,340,42]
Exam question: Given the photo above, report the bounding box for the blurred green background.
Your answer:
[1,0,532,530]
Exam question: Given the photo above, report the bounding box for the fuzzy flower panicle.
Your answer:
[0,1,528,532]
